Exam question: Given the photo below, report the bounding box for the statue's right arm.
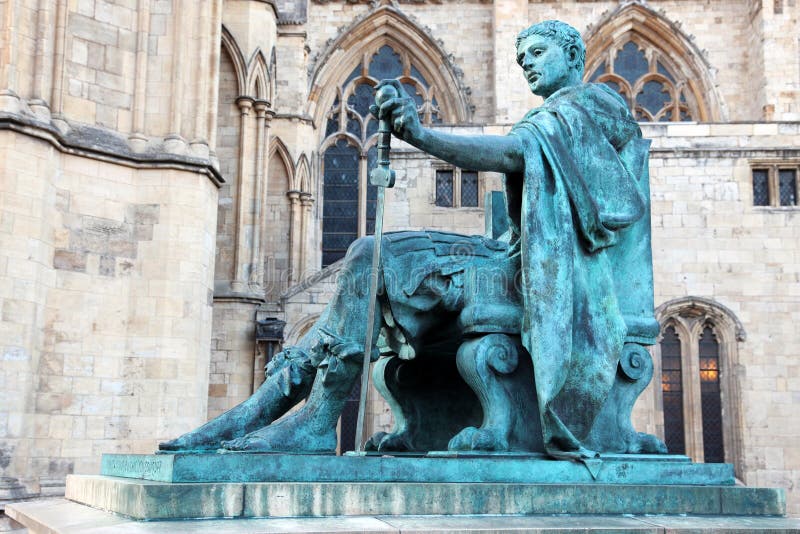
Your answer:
[373,80,526,175]
[411,129,525,175]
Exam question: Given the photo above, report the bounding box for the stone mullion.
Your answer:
[683,321,705,462]
[287,190,301,283]
[232,97,254,293]
[129,0,151,151]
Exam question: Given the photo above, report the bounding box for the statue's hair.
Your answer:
[516,20,586,73]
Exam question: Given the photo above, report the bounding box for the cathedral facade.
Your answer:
[1,0,799,515]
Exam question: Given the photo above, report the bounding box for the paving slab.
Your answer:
[7,500,800,534]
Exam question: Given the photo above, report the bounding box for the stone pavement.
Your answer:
[7,499,800,534]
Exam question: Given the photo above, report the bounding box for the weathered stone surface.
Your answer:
[64,474,784,520]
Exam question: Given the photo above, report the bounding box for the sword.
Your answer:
[354,84,397,453]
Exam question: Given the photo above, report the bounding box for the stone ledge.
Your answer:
[63,475,785,520]
[8,498,800,533]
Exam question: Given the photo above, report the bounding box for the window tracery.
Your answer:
[321,43,445,267]
[588,40,697,122]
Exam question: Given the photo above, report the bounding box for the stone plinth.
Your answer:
[65,475,785,520]
[100,452,734,485]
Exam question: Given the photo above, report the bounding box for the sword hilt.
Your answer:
[370,85,397,188]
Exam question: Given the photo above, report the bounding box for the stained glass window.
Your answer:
[436,170,454,207]
[660,326,686,455]
[699,326,724,463]
[461,171,479,207]
[587,39,695,122]
[321,44,446,268]
[752,169,770,206]
[779,169,797,206]
[322,139,360,267]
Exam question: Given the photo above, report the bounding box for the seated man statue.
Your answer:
[160,20,666,460]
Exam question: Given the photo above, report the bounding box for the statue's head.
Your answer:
[515,20,585,98]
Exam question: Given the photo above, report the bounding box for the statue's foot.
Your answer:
[159,430,224,452]
[448,426,509,452]
[627,432,668,454]
[220,412,337,453]
[365,431,413,452]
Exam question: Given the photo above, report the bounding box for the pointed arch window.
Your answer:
[587,39,699,122]
[655,298,745,473]
[321,44,444,267]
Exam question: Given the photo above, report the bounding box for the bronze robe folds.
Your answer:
[507,83,647,457]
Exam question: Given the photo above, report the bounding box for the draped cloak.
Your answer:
[505,82,647,457]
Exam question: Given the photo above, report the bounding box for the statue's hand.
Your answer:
[370,79,422,144]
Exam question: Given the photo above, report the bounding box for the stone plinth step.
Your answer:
[101,452,735,485]
[8,498,800,533]
[64,474,784,520]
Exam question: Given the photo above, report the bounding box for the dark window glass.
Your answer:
[366,146,378,235]
[613,41,649,85]
[322,139,359,267]
[435,170,454,207]
[461,171,479,207]
[699,326,724,463]
[636,80,671,120]
[656,61,676,83]
[779,169,797,206]
[346,113,361,139]
[348,82,374,119]
[325,112,339,138]
[410,65,429,89]
[660,326,686,455]
[339,375,361,453]
[752,169,770,206]
[368,45,403,80]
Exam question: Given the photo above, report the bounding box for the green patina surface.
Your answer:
[102,453,734,485]
[159,20,666,462]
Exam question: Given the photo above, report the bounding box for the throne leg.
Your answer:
[585,342,667,454]
[366,354,482,452]
[449,334,543,452]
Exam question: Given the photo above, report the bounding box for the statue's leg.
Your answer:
[158,345,317,452]
[222,237,380,453]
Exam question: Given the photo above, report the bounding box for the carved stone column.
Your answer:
[287,190,301,284]
[232,96,254,294]
[299,192,314,280]
[250,100,274,291]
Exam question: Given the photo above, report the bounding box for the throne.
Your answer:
[366,138,665,455]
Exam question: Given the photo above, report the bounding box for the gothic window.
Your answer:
[588,40,698,122]
[655,298,745,470]
[435,168,481,208]
[698,326,724,464]
[660,326,685,455]
[321,44,444,267]
[749,162,800,208]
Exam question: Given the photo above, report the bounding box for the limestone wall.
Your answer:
[0,130,218,498]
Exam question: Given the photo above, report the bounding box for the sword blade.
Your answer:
[354,184,386,453]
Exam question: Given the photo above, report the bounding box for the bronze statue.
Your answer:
[160,20,666,460]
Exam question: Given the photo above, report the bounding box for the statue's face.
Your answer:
[516,34,574,98]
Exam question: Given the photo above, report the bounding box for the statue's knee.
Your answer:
[345,236,374,265]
